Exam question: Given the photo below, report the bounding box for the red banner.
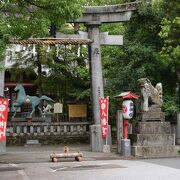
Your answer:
[0,98,9,142]
[100,97,109,138]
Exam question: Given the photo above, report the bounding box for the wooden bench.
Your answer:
[50,146,83,162]
[50,152,83,162]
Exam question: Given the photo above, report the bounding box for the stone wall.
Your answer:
[6,122,91,145]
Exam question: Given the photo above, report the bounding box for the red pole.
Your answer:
[123,119,129,139]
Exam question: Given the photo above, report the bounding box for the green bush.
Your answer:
[162,95,179,121]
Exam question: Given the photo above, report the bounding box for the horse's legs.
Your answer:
[29,107,35,117]
[12,109,17,118]
[12,105,19,118]
[38,106,43,117]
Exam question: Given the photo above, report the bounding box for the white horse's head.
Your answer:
[14,84,24,92]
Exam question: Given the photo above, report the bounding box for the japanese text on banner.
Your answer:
[0,98,9,142]
[100,97,109,138]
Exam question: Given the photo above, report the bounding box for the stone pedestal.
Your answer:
[0,142,6,155]
[121,139,131,156]
[90,125,112,152]
[176,113,180,145]
[141,105,165,122]
[131,122,180,157]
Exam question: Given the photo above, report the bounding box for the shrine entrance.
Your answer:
[0,2,139,153]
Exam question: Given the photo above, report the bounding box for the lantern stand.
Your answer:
[115,92,139,156]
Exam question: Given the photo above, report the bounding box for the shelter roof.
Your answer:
[115,91,139,99]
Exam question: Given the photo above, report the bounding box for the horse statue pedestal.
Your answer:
[141,105,165,122]
[11,115,52,123]
[43,114,52,123]
[12,84,54,119]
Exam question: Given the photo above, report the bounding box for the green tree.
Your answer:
[0,0,85,38]
[0,0,87,97]
[103,1,165,95]
[159,0,180,83]
[0,0,86,67]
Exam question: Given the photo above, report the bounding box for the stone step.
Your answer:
[132,145,180,158]
[130,134,175,146]
[24,140,41,147]
[138,122,171,134]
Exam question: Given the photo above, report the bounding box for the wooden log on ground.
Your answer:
[50,152,83,162]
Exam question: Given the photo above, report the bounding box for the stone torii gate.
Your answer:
[75,2,139,151]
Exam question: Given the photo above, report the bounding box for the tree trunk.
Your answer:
[177,70,180,84]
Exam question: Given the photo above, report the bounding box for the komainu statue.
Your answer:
[138,78,163,112]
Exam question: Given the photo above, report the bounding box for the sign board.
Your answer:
[68,104,87,118]
[54,103,63,114]
[100,97,109,138]
[0,98,9,142]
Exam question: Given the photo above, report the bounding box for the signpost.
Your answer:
[100,97,109,138]
[100,97,111,152]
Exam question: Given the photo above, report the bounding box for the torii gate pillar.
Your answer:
[87,22,110,152]
[86,22,104,125]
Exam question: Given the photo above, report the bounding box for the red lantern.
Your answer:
[115,92,139,139]
[122,100,134,119]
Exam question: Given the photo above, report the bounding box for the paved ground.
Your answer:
[1,144,180,180]
[140,158,180,170]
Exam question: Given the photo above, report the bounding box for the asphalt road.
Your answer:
[1,158,180,180]
[1,145,180,180]
[139,157,180,170]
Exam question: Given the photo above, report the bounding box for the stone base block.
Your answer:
[0,141,6,155]
[130,134,175,146]
[132,145,180,158]
[121,139,131,156]
[176,138,180,145]
[138,122,171,134]
[11,117,46,122]
[141,111,165,122]
[90,125,112,152]
[24,139,41,147]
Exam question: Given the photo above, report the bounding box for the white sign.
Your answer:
[54,103,63,114]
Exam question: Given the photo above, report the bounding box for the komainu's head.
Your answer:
[137,78,151,86]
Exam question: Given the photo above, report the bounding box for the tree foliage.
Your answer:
[101,0,179,121]
[0,0,88,102]
[159,0,180,83]
[0,0,85,38]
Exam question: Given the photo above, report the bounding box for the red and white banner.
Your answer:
[0,98,9,142]
[100,97,109,138]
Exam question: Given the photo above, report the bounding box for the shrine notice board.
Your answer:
[68,104,87,121]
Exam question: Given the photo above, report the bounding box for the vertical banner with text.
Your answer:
[100,97,109,138]
[0,98,9,142]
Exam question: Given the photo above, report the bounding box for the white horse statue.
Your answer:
[12,84,54,118]
[138,78,163,112]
